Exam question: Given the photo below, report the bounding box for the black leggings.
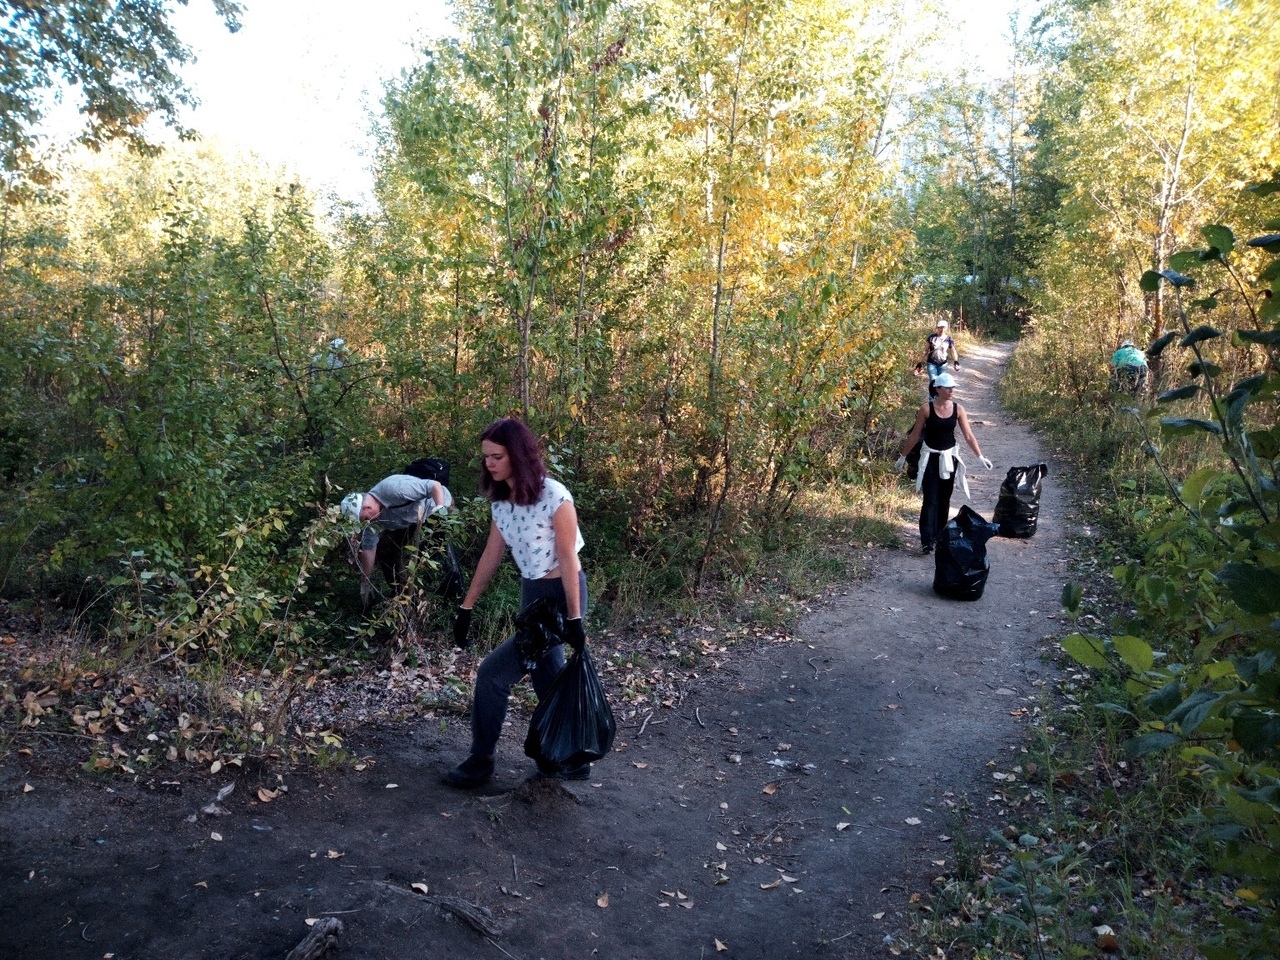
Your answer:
[919,454,955,549]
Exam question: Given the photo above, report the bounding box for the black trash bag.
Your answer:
[933,505,1001,601]
[436,541,463,600]
[403,456,462,596]
[524,646,616,775]
[992,463,1048,538]
[513,596,565,672]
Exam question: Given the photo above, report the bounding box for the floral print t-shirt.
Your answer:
[491,477,585,580]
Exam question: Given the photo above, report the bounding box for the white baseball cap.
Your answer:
[340,492,364,521]
[936,319,948,329]
[932,371,957,389]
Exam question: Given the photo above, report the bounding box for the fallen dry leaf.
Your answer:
[715,841,727,851]
[385,783,399,789]
[23,783,34,793]
[195,881,208,889]
[873,911,885,920]
[835,822,850,831]
[660,889,676,898]
[326,850,345,859]
[679,901,694,909]
[257,787,279,803]
[210,832,223,842]
[210,760,222,775]
[1093,922,1120,952]
[633,762,648,769]
[760,879,782,890]
[715,939,728,952]
[597,893,609,908]
[762,782,779,795]
[904,817,922,825]
[411,882,429,895]
[779,874,798,883]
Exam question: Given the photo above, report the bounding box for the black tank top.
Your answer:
[923,401,957,450]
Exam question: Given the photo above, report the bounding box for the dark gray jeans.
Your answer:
[469,570,589,759]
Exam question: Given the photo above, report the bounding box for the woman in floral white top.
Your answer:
[445,418,589,789]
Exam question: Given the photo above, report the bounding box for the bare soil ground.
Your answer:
[0,343,1077,960]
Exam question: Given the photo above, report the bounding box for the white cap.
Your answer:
[936,319,948,329]
[340,493,364,521]
[329,337,346,351]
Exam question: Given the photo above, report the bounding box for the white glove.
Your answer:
[895,455,907,473]
[979,456,993,470]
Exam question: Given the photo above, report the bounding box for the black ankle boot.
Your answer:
[444,754,494,788]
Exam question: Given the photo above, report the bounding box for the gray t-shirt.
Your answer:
[359,474,452,551]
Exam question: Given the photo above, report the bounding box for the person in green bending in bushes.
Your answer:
[1110,339,1148,394]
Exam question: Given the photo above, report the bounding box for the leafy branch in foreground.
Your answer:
[1061,175,1280,960]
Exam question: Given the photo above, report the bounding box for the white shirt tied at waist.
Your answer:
[915,442,971,500]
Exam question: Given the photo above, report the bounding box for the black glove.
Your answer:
[564,617,586,653]
[453,607,473,649]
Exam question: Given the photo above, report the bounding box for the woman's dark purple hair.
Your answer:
[478,418,547,505]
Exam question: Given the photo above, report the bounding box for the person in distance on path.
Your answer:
[445,418,589,789]
[915,318,960,398]
[895,371,991,554]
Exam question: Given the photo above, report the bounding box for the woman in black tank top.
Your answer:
[896,376,990,553]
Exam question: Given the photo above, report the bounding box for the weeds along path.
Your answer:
[0,343,1079,960]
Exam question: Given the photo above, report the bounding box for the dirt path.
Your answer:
[0,343,1077,960]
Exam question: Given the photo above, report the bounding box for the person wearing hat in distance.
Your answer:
[895,371,992,554]
[310,336,348,373]
[341,475,452,606]
[445,417,589,789]
[1110,339,1148,394]
[916,319,960,398]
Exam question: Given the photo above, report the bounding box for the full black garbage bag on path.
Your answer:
[992,463,1048,538]
[933,505,1001,601]
[524,646,616,775]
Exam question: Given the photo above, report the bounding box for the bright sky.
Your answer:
[157,0,1028,206]
[168,0,457,205]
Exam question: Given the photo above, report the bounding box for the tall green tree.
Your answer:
[0,0,242,195]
